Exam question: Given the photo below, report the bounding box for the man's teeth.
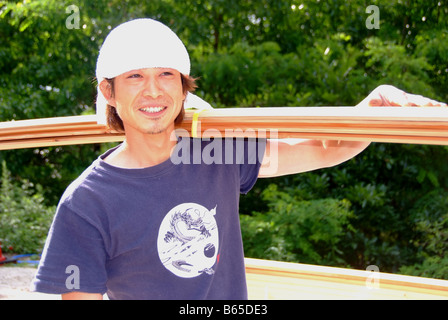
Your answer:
[140,106,165,113]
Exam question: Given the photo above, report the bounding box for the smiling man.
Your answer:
[31,18,445,300]
[99,68,188,168]
[32,18,268,300]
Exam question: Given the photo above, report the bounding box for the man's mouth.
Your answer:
[139,106,167,115]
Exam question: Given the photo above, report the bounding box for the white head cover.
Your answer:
[95,18,211,124]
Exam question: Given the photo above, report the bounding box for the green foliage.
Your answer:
[399,256,448,280]
[0,0,99,120]
[398,189,448,278]
[363,37,436,97]
[414,29,448,103]
[194,41,305,107]
[0,161,55,254]
[411,190,448,257]
[241,184,353,266]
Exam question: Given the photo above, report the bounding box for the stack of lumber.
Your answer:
[178,106,448,145]
[0,106,448,150]
[0,115,123,151]
[245,258,448,300]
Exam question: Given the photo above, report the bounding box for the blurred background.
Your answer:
[0,0,447,279]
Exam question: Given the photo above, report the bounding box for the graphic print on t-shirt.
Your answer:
[157,203,219,278]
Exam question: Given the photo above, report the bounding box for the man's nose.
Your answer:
[143,78,163,98]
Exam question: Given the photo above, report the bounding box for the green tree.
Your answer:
[0,161,55,253]
[0,0,121,202]
[399,189,448,279]
[241,184,354,266]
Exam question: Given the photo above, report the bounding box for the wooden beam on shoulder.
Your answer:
[0,106,448,150]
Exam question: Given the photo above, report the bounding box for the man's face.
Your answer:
[102,68,185,135]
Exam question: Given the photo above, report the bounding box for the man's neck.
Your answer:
[104,129,178,169]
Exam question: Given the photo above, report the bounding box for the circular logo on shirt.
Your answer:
[157,203,219,278]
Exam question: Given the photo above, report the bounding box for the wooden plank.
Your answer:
[0,114,98,130]
[179,107,448,145]
[0,106,447,150]
[244,258,448,300]
[0,115,124,150]
[0,134,125,151]
[179,106,448,145]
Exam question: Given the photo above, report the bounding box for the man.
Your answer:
[32,18,445,300]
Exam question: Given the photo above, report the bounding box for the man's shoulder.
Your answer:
[59,158,107,204]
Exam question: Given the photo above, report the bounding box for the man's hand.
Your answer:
[358,85,446,107]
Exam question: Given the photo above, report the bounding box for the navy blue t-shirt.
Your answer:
[32,137,266,300]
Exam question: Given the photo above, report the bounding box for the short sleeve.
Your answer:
[239,138,266,194]
[31,203,108,295]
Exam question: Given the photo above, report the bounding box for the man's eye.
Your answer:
[127,74,142,79]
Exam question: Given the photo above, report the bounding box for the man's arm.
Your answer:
[259,85,446,178]
[62,292,103,300]
[259,139,369,178]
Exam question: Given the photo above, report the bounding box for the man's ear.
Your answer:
[99,80,116,107]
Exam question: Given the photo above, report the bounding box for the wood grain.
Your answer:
[0,106,447,150]
[245,258,448,300]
